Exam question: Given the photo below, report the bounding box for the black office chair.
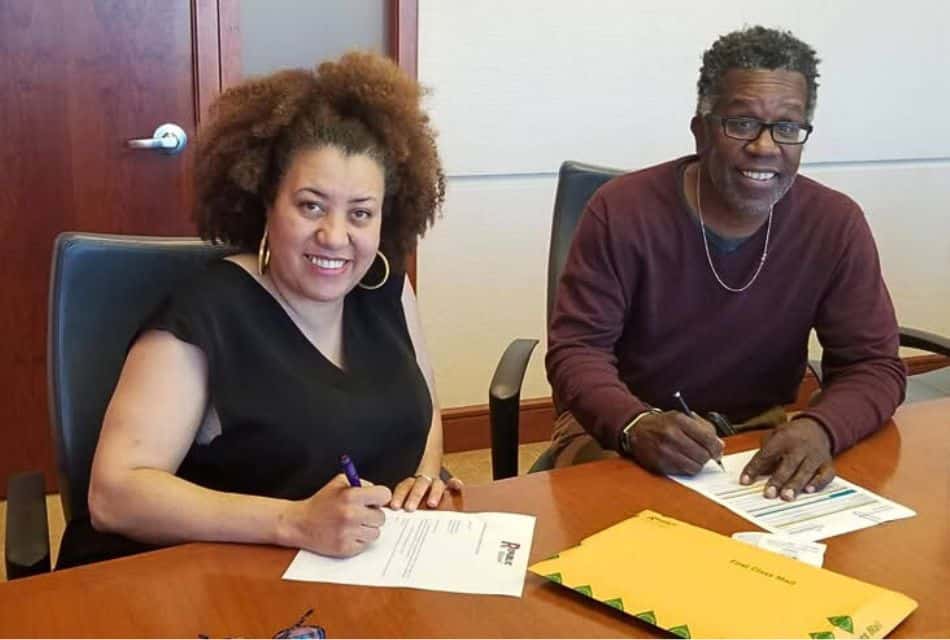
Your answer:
[487,162,950,481]
[489,161,624,480]
[810,329,950,402]
[898,329,950,401]
[4,233,236,579]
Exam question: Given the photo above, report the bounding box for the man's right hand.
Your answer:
[627,411,723,475]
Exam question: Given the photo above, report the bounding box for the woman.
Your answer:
[62,52,459,568]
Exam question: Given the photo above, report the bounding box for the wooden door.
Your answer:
[0,0,231,495]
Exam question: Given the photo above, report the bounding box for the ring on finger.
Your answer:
[413,473,433,483]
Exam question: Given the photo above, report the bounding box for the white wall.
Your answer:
[417,175,557,408]
[809,161,950,337]
[416,1,950,409]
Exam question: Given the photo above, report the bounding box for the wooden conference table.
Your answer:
[0,399,947,638]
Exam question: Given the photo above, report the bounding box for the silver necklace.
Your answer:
[695,165,772,293]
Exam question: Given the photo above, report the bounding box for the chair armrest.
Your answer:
[489,338,539,480]
[5,471,51,579]
[899,326,950,358]
[809,327,950,388]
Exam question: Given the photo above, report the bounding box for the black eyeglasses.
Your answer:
[272,609,325,639]
[706,115,813,145]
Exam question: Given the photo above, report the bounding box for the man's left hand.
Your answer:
[740,418,835,501]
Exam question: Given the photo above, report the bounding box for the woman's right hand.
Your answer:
[280,474,392,557]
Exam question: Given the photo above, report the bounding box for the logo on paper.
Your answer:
[497,541,521,565]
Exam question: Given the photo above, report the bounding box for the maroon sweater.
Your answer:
[546,156,906,455]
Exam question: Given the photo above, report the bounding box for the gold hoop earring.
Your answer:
[358,251,390,290]
[257,226,271,276]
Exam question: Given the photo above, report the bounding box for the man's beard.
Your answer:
[707,164,795,219]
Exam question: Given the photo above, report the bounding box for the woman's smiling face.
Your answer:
[265,145,386,304]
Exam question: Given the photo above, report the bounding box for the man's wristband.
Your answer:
[618,408,662,456]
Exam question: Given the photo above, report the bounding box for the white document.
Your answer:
[732,531,827,567]
[670,449,916,542]
[282,508,536,597]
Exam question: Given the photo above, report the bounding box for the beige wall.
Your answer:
[417,176,556,408]
[810,163,950,356]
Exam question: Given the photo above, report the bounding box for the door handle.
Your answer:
[127,123,188,155]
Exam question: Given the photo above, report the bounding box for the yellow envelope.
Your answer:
[529,510,916,638]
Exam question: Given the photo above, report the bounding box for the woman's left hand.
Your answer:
[390,471,463,511]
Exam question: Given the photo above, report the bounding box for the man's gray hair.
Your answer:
[696,26,820,120]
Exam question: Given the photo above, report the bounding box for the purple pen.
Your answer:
[340,454,361,487]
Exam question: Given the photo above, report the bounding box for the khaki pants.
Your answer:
[547,407,788,469]
[547,411,619,469]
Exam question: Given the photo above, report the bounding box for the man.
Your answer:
[545,26,906,501]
